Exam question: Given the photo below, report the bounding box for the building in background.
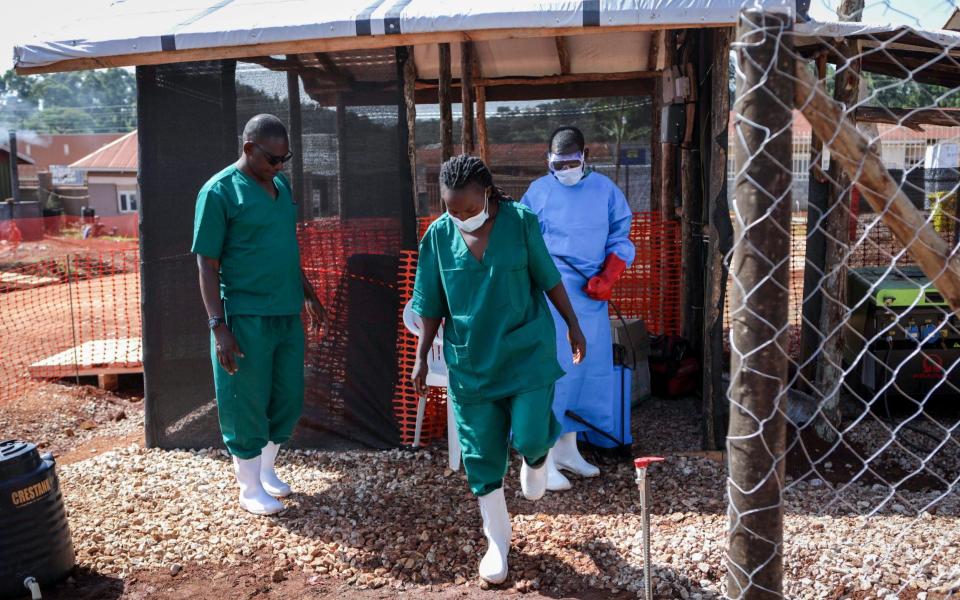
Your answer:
[0,142,36,201]
[19,133,124,176]
[69,129,138,218]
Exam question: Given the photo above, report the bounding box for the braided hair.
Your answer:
[439,154,513,202]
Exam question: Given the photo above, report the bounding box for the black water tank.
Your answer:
[0,441,74,599]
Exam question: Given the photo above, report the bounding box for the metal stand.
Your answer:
[634,456,665,600]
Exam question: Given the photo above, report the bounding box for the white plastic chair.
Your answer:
[402,299,461,471]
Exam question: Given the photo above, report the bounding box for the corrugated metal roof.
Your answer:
[0,145,36,164]
[70,130,138,172]
[22,133,124,171]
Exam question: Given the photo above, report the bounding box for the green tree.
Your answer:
[24,107,96,133]
[0,68,136,133]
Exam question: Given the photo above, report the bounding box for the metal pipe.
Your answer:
[634,457,665,600]
[8,131,21,202]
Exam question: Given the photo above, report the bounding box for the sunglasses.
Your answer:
[251,142,293,166]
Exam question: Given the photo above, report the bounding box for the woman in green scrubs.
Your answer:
[411,155,586,584]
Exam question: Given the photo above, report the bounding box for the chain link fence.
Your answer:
[726,3,960,597]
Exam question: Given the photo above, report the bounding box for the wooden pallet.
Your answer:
[28,338,143,389]
[0,271,60,290]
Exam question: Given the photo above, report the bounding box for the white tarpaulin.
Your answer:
[13,0,789,72]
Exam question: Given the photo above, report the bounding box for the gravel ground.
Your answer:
[55,400,960,599]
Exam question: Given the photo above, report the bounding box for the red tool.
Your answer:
[635,456,665,600]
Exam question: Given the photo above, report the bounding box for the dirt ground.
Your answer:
[40,560,635,600]
[0,379,144,460]
[4,390,957,599]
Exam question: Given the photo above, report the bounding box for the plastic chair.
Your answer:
[402,300,461,471]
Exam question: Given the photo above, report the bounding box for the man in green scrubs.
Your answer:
[193,114,325,516]
[411,155,586,584]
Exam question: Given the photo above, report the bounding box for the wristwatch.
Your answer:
[208,315,226,330]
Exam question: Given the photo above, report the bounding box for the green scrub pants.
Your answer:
[211,314,305,459]
[450,385,562,496]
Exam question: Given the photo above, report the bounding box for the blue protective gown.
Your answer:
[520,171,635,434]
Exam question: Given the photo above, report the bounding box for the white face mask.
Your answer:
[450,191,489,233]
[554,164,584,186]
[548,151,586,186]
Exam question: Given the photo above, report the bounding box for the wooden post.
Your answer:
[335,94,346,219]
[661,31,678,223]
[649,31,662,215]
[402,46,418,214]
[798,53,829,389]
[438,43,454,162]
[286,66,306,221]
[477,86,489,164]
[460,42,475,155]
[727,9,793,599]
[651,79,663,215]
[701,27,733,451]
[795,62,960,312]
[680,37,701,345]
[813,0,864,440]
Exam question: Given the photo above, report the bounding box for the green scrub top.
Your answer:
[412,200,565,403]
[191,164,303,317]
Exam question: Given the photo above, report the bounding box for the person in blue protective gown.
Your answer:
[521,126,636,492]
[411,155,587,584]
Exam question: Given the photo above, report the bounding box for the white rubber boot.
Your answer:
[477,487,511,584]
[260,442,292,497]
[552,432,600,478]
[232,455,284,515]
[520,458,547,501]
[545,449,572,491]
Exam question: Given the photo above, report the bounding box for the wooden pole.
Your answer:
[651,75,663,215]
[812,0,864,440]
[798,53,829,390]
[438,43,454,162]
[476,86,489,164]
[460,42,475,155]
[402,46,419,216]
[286,66,305,221]
[335,94,346,219]
[701,27,733,451]
[727,9,793,599]
[649,30,662,215]
[680,37,701,345]
[416,70,659,90]
[795,62,960,312]
[661,31,678,223]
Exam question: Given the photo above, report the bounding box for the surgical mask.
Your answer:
[554,165,584,186]
[450,191,489,233]
[549,151,585,186]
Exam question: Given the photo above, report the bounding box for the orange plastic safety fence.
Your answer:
[418,212,682,335]
[297,218,403,436]
[610,213,682,335]
[0,247,141,404]
[392,250,448,447]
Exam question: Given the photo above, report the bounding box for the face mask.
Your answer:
[554,164,584,186]
[548,151,585,186]
[450,191,489,233]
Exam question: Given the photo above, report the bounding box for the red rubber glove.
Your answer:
[584,253,627,301]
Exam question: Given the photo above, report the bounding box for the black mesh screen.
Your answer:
[141,51,416,450]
